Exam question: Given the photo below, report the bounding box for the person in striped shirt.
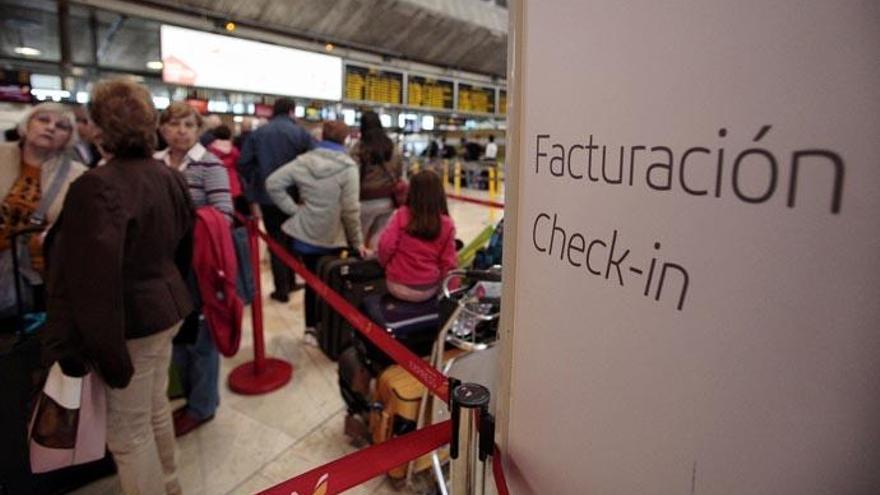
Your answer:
[155,102,232,436]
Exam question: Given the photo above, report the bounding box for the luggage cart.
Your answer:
[403,268,502,493]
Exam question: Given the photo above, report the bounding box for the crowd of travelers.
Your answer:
[0,78,460,495]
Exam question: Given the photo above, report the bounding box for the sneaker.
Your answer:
[302,327,319,347]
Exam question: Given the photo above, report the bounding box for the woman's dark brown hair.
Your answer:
[89,78,158,158]
[405,170,448,240]
[357,110,393,167]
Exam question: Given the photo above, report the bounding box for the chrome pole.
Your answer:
[450,383,490,495]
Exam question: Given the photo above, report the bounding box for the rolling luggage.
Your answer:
[338,294,443,443]
[313,255,386,360]
[368,364,435,479]
[0,227,115,495]
[368,355,460,480]
[359,294,441,373]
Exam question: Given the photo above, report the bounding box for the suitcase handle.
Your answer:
[464,268,501,283]
[7,225,46,325]
[441,269,502,322]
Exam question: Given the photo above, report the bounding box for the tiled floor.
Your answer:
[71,186,504,495]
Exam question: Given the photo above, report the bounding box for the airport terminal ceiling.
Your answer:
[1,0,508,117]
[142,0,508,77]
[5,0,508,78]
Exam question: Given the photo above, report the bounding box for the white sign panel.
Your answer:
[160,25,342,101]
[505,1,880,493]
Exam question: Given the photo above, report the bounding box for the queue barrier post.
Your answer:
[228,217,293,395]
[488,168,497,222]
[443,159,450,191]
[450,383,492,495]
[454,161,462,196]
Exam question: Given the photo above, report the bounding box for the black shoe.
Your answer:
[290,282,306,292]
[270,291,289,303]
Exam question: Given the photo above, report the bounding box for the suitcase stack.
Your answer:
[313,255,386,360]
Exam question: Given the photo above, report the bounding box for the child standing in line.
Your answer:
[378,170,457,302]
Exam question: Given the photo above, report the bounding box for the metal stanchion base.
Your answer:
[228,358,293,395]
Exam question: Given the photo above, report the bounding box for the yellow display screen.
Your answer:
[407,75,454,110]
[457,83,496,114]
[344,65,403,105]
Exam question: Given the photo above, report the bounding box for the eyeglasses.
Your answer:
[32,113,73,133]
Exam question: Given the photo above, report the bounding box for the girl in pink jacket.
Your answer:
[378,170,457,302]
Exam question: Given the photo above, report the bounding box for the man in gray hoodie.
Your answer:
[265,120,367,334]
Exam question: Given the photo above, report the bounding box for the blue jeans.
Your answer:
[172,315,219,420]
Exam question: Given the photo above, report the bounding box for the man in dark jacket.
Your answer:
[238,97,313,301]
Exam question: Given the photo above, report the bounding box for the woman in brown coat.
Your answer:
[43,79,194,495]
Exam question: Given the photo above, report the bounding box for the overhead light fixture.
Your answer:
[207,100,229,113]
[146,60,164,70]
[225,21,236,32]
[14,46,41,57]
[342,109,356,126]
[152,96,170,109]
[324,43,334,52]
[31,89,71,102]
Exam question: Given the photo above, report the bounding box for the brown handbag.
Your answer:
[382,162,408,207]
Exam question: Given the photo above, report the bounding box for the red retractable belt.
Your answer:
[446,193,505,209]
[240,216,513,493]
[257,421,451,495]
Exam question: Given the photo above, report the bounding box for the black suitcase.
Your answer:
[357,294,442,374]
[1,227,115,495]
[313,256,386,360]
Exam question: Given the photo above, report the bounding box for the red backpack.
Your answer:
[193,207,243,357]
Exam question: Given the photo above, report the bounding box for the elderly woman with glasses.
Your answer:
[0,102,87,317]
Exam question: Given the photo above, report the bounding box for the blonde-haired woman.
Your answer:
[0,103,86,317]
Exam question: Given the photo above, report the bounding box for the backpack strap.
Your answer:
[30,154,72,226]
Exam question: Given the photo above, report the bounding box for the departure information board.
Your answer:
[407,75,454,110]
[498,89,507,115]
[457,83,496,114]
[344,65,403,105]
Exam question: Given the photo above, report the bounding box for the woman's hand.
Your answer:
[250,202,262,220]
[358,245,373,259]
